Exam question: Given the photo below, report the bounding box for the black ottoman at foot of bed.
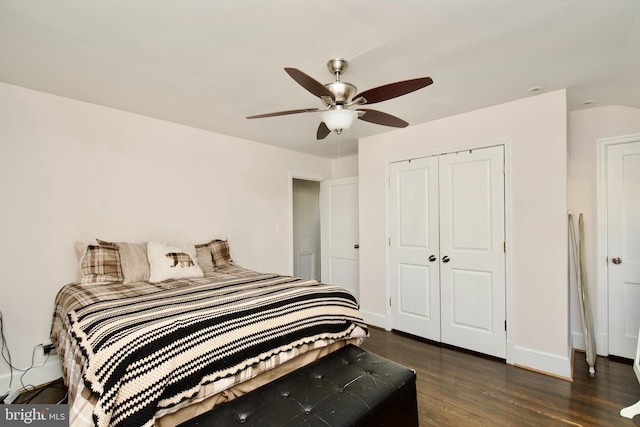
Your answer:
[178,344,418,427]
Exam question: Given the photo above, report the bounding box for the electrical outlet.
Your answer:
[42,338,55,355]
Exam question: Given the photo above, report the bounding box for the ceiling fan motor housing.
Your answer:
[325,81,357,105]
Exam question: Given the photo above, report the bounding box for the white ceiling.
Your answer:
[1,0,639,159]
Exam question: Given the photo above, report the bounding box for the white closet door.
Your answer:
[439,146,506,358]
[320,177,359,298]
[608,141,640,358]
[389,157,441,340]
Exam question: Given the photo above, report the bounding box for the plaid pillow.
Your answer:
[195,245,215,276]
[208,239,232,267]
[80,244,123,285]
[97,239,150,283]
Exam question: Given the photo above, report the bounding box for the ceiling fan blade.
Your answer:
[354,77,433,105]
[285,67,335,100]
[317,122,331,140]
[246,108,320,119]
[356,109,409,128]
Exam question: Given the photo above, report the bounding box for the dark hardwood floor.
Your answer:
[6,377,67,405]
[361,327,640,426]
[5,327,640,426]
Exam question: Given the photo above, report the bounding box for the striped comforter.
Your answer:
[68,274,367,427]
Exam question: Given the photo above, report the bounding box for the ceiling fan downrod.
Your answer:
[324,58,358,106]
[327,58,348,81]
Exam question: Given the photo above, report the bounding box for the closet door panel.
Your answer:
[450,269,493,331]
[439,146,506,358]
[389,157,441,341]
[450,159,492,251]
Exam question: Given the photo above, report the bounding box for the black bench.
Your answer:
[179,344,418,427]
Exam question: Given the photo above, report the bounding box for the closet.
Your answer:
[389,145,506,358]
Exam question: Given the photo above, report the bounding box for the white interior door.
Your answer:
[389,157,441,340]
[320,177,359,298]
[608,141,640,359]
[439,146,506,358]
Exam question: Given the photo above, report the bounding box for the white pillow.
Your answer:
[147,241,204,283]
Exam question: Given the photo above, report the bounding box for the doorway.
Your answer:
[291,175,360,299]
[292,178,321,281]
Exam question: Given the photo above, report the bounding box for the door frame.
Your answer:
[596,133,640,356]
[384,138,514,364]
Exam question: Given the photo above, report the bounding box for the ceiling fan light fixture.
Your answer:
[321,109,357,132]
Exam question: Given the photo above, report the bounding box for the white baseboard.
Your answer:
[596,332,609,356]
[572,331,586,352]
[361,311,572,380]
[360,310,387,330]
[0,356,63,395]
[512,344,573,380]
[572,330,610,357]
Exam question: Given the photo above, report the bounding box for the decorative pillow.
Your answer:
[75,241,97,281]
[80,244,123,285]
[98,239,150,283]
[206,239,233,267]
[147,241,204,283]
[195,245,215,276]
[119,242,151,283]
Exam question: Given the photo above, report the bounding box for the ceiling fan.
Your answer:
[246,58,433,140]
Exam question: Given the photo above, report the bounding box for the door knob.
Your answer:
[354,244,359,249]
[428,255,436,262]
[612,257,622,264]
[442,255,450,263]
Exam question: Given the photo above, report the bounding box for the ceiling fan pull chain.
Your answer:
[338,133,342,169]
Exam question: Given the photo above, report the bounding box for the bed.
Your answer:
[50,238,368,427]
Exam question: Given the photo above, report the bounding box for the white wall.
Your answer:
[0,82,333,392]
[358,90,570,378]
[331,154,358,178]
[568,105,640,354]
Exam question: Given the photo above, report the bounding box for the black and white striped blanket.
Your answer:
[69,274,367,427]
